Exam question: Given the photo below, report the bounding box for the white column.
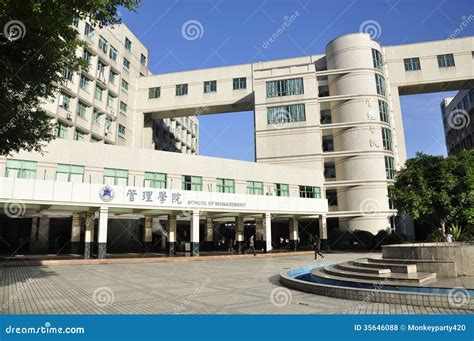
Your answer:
[70,212,81,254]
[168,215,177,256]
[255,218,264,241]
[206,217,213,242]
[144,215,153,252]
[264,213,272,253]
[319,214,328,239]
[190,210,200,256]
[289,217,298,251]
[235,216,244,254]
[97,206,108,259]
[84,209,95,259]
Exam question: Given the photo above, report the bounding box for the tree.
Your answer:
[389,150,474,237]
[0,0,140,155]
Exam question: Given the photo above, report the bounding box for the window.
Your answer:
[320,109,332,124]
[82,50,92,62]
[385,156,395,179]
[94,86,103,101]
[93,110,101,126]
[382,128,392,151]
[322,135,334,152]
[5,159,37,179]
[109,46,118,61]
[63,67,73,81]
[266,78,304,97]
[372,48,383,69]
[121,79,129,92]
[119,101,127,115]
[56,164,84,183]
[98,35,108,54]
[123,58,130,72]
[107,94,115,108]
[144,172,167,188]
[299,185,321,198]
[404,57,421,71]
[59,92,71,110]
[182,175,202,191]
[375,74,386,96]
[97,61,106,81]
[233,77,246,90]
[56,122,69,139]
[118,124,126,138]
[105,117,112,133]
[109,70,117,84]
[326,190,338,206]
[316,75,328,81]
[437,53,455,68]
[104,168,128,186]
[80,75,90,91]
[318,85,329,97]
[124,37,132,52]
[274,183,289,197]
[91,136,101,143]
[324,163,336,178]
[84,23,94,38]
[77,102,87,118]
[267,104,305,124]
[204,80,217,93]
[176,83,188,96]
[217,178,235,193]
[72,17,79,28]
[148,87,161,99]
[247,181,263,195]
[73,129,86,141]
[379,100,389,123]
[140,53,147,66]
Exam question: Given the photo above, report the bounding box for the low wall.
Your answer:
[382,243,474,276]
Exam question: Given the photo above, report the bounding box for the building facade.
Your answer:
[441,89,474,155]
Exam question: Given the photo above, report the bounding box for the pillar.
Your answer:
[70,212,81,254]
[263,213,272,253]
[289,217,299,251]
[84,210,95,259]
[168,215,177,256]
[206,216,214,251]
[190,210,200,256]
[97,206,108,259]
[30,216,49,253]
[235,216,244,254]
[319,214,328,250]
[255,217,264,251]
[144,215,153,253]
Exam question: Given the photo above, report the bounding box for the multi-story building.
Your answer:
[0,22,473,259]
[441,89,474,155]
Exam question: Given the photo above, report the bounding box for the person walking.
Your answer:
[313,235,325,261]
[248,235,256,256]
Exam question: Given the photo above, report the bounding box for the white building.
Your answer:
[0,20,473,258]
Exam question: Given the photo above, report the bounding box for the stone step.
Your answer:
[353,259,417,273]
[322,266,437,284]
[368,258,455,265]
[334,262,391,275]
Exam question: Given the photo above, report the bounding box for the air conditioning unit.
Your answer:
[66,112,72,120]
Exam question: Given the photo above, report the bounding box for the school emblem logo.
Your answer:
[99,185,115,202]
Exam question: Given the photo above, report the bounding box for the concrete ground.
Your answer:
[0,252,470,314]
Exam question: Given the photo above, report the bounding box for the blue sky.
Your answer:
[121,0,473,161]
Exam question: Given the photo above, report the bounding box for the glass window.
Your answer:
[109,70,117,84]
[84,23,94,37]
[148,87,161,99]
[107,94,115,108]
[379,100,389,123]
[82,50,92,62]
[375,74,386,96]
[326,190,338,206]
[63,67,73,81]
[182,175,202,191]
[105,117,112,133]
[92,110,101,126]
[267,104,305,124]
[80,75,90,91]
[299,185,321,198]
[322,135,334,152]
[118,124,126,138]
[266,78,304,97]
[217,178,235,193]
[144,172,167,188]
[56,164,84,183]
[176,84,188,96]
[104,168,128,186]
[123,58,130,71]
[73,129,86,141]
[324,163,336,178]
[320,110,331,124]
[98,35,108,54]
[72,17,79,28]
[56,122,68,139]
[382,128,392,151]
[233,77,246,90]
[318,85,329,97]
[204,80,217,93]
[404,57,421,71]
[59,92,71,110]
[140,53,147,66]
[372,48,383,69]
[385,156,395,179]
[77,102,87,118]
[5,159,37,179]
[124,37,132,52]
[96,61,106,81]
[437,54,455,68]
[247,181,263,195]
[274,183,289,197]
[94,86,103,101]
[109,45,118,61]
[119,101,127,115]
[121,79,129,92]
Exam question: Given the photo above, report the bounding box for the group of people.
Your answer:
[216,235,257,256]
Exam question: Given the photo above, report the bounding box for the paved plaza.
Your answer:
[0,253,470,314]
